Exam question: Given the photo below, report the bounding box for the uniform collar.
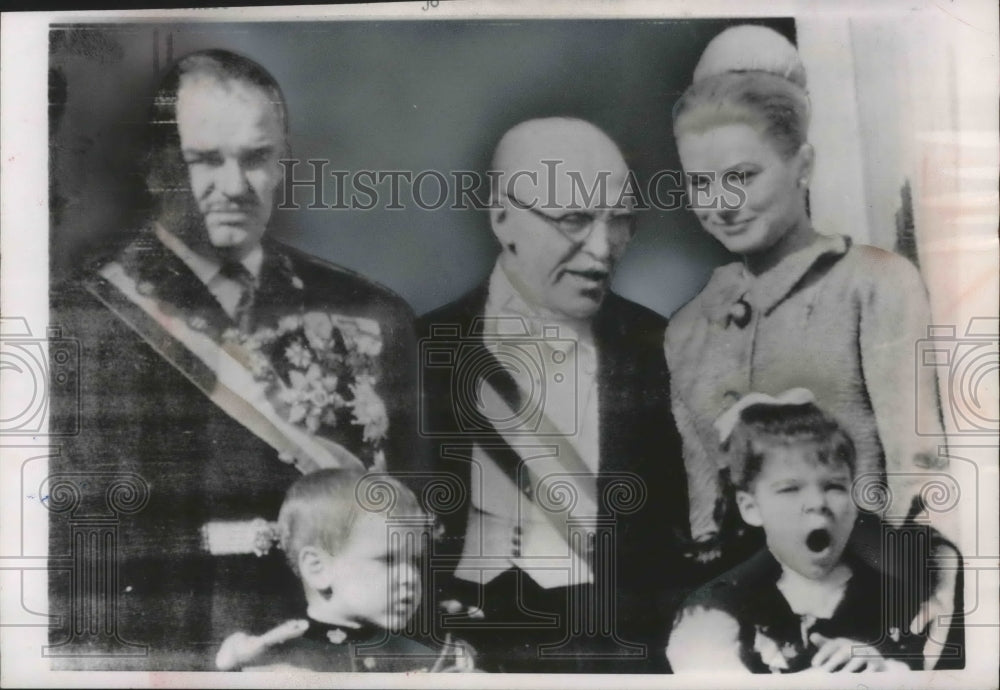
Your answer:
[154,222,264,287]
[302,616,381,645]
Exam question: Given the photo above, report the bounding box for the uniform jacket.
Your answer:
[47,230,418,670]
[229,617,475,672]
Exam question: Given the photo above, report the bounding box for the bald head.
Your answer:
[487,118,636,321]
[491,118,630,208]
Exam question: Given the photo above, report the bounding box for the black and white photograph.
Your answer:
[0,1,997,686]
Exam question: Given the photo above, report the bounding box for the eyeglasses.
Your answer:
[503,193,638,244]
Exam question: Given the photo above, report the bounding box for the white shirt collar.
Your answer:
[484,262,594,344]
[775,559,853,620]
[154,223,264,286]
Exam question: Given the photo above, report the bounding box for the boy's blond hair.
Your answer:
[277,468,427,575]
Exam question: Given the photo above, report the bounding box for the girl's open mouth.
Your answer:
[806,528,831,553]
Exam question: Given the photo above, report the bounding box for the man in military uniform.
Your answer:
[48,50,417,670]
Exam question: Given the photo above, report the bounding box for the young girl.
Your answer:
[666,392,931,673]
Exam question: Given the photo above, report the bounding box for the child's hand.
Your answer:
[216,619,309,670]
[439,599,484,619]
[808,633,909,673]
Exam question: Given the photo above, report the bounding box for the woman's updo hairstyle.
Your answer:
[673,25,811,160]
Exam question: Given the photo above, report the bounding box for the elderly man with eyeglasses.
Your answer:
[418,118,690,673]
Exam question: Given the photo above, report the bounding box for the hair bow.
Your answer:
[713,387,816,446]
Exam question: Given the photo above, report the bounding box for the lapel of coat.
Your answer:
[460,283,630,476]
[430,284,534,494]
[593,294,628,475]
[119,232,311,337]
[457,285,527,437]
[251,239,308,327]
[117,232,234,335]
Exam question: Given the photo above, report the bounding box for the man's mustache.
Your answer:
[204,199,260,213]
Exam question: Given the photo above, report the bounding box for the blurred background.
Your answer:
[49,18,798,317]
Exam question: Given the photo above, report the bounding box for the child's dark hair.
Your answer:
[726,402,856,491]
[277,468,427,576]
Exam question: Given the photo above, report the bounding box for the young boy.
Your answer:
[667,392,930,673]
[214,468,475,672]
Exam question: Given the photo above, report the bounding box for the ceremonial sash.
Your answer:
[89,260,364,476]
[466,345,602,569]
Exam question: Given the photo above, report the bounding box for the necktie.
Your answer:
[219,261,257,332]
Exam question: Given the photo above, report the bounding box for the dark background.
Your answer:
[49,18,796,317]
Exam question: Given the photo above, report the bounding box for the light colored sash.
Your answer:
[91,260,364,475]
[473,373,600,565]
